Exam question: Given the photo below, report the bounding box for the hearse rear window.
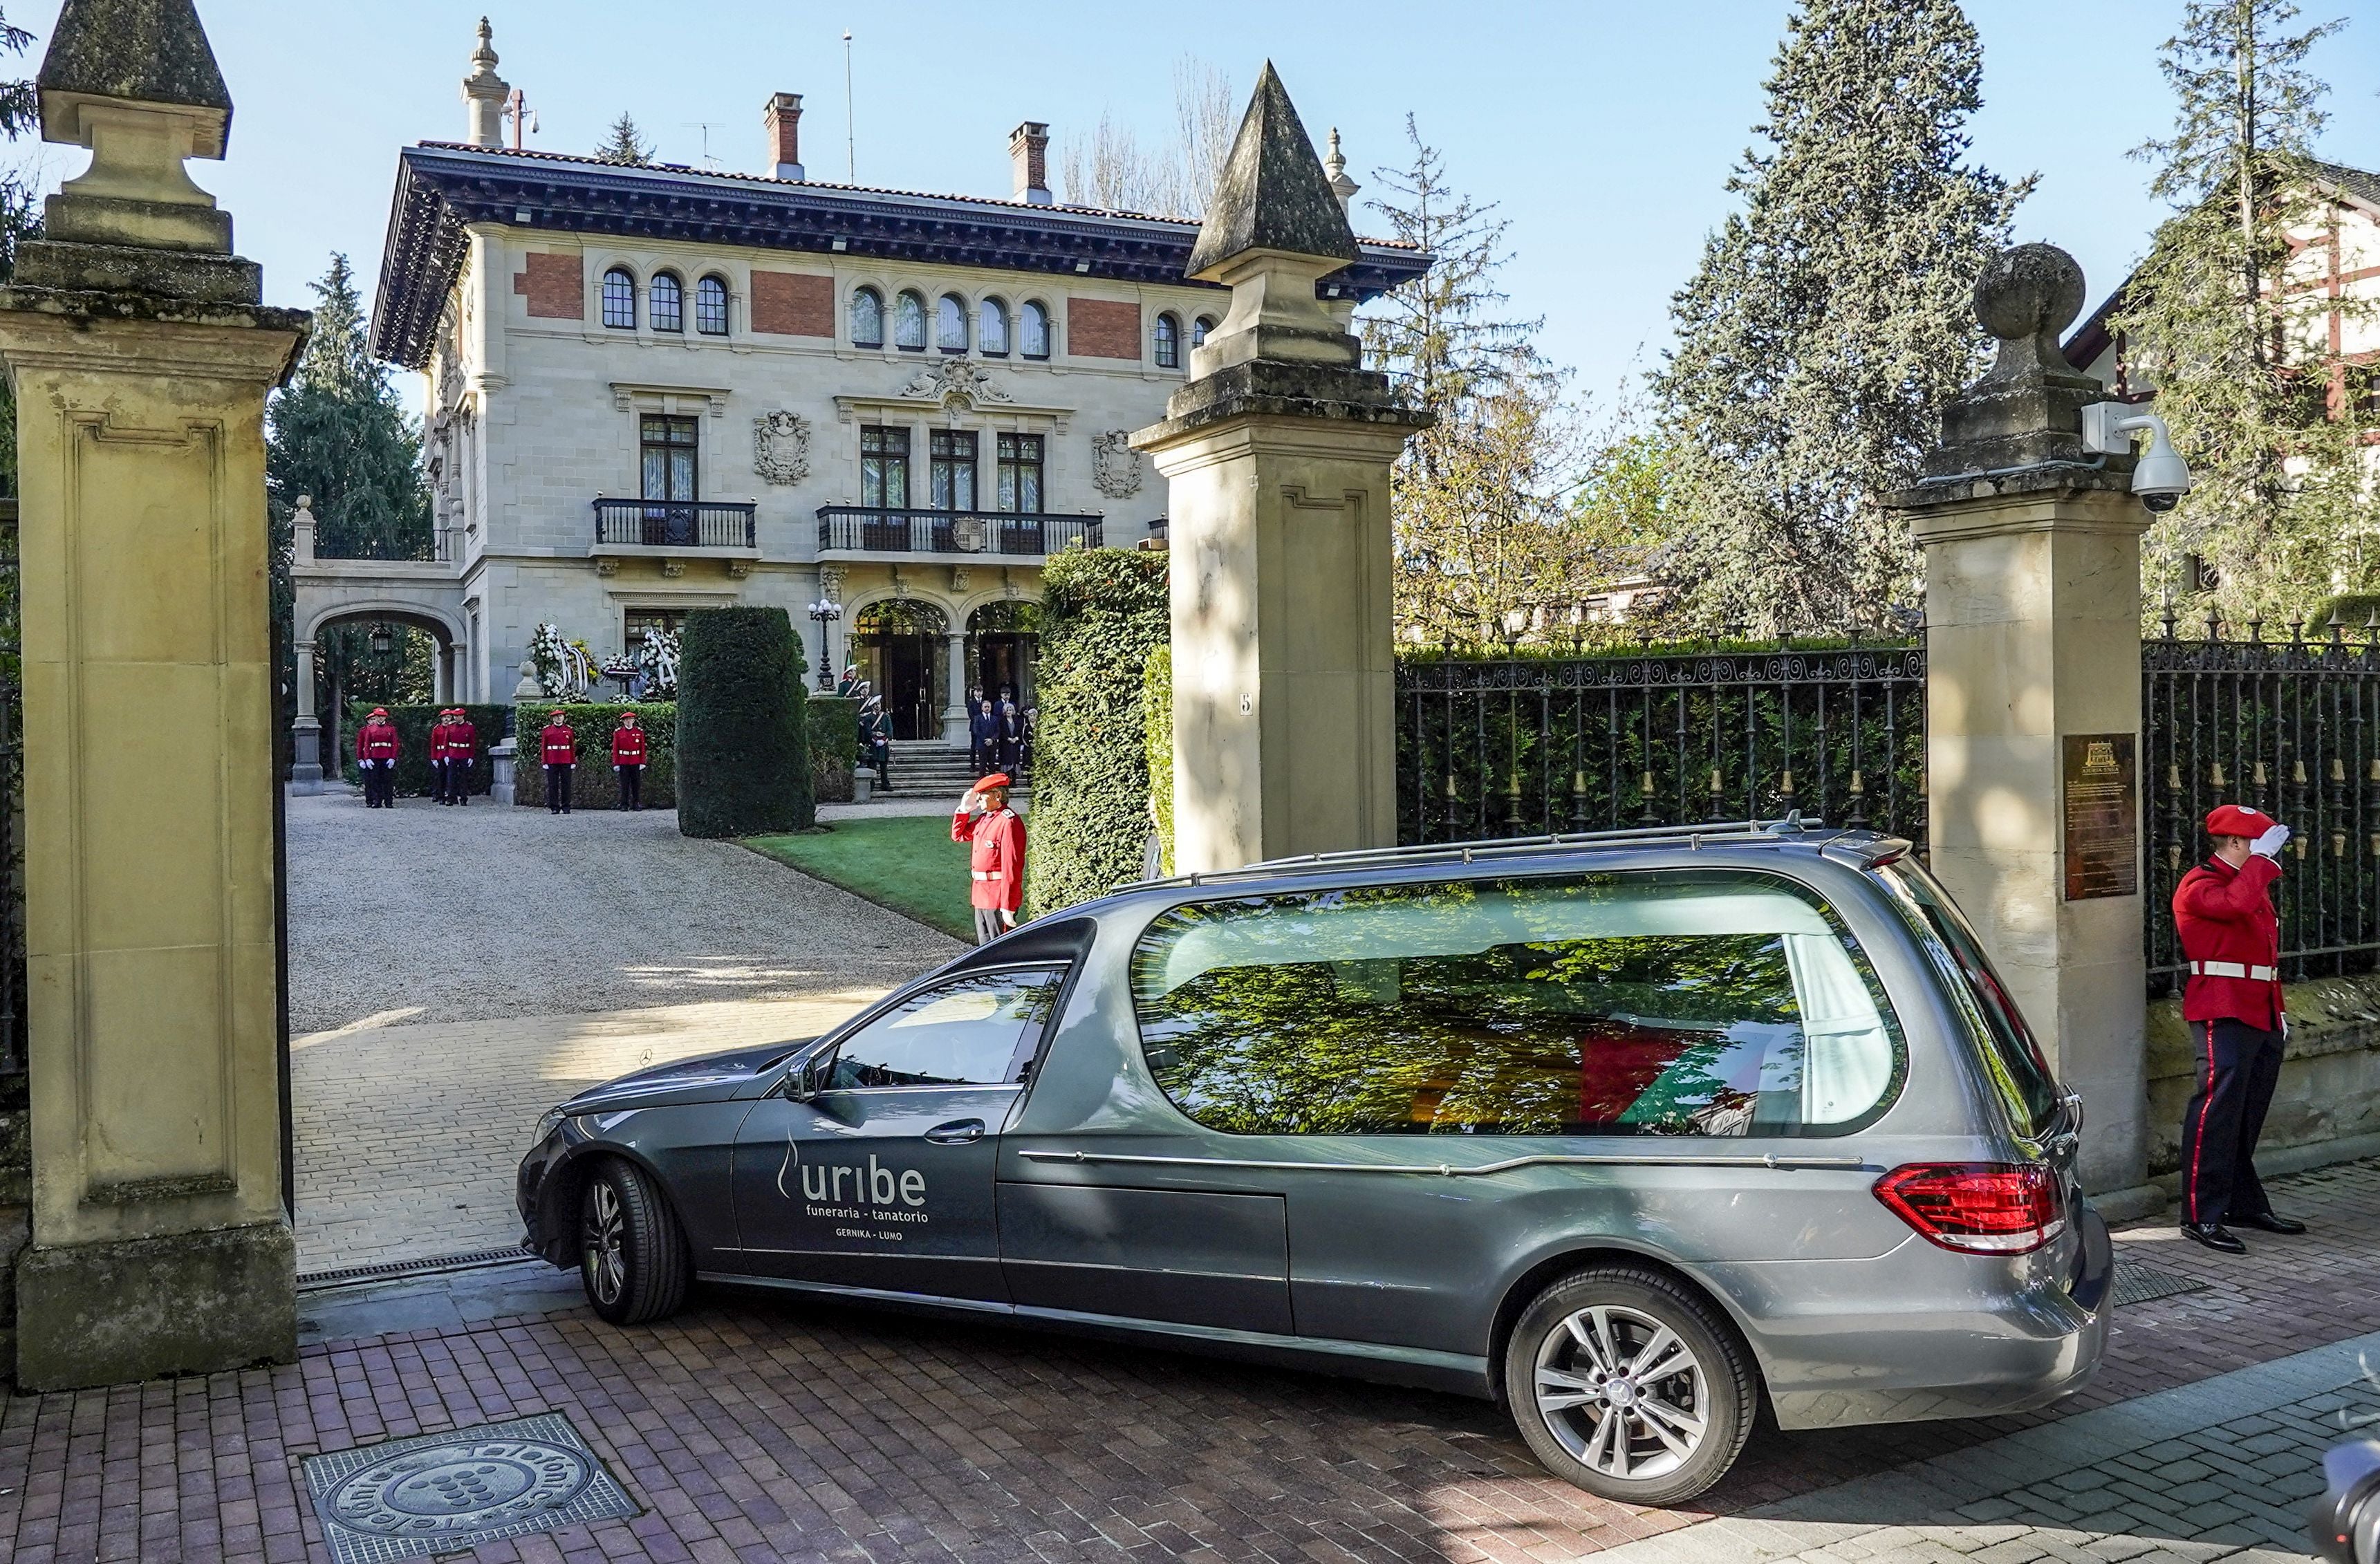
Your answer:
[1128,870,1906,1138]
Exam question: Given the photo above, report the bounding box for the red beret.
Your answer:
[976,772,1012,791]
[2206,804,2275,838]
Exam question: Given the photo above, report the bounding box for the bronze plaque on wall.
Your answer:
[2063,733,2139,900]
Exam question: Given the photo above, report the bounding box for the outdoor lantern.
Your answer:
[369,623,393,656]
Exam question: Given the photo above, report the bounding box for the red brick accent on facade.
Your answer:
[1067,297,1141,360]
[514,252,582,319]
[751,270,835,337]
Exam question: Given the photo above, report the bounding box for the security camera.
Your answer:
[2082,403,2192,512]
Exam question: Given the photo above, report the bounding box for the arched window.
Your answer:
[649,272,683,333]
[1019,299,1050,360]
[1153,312,1180,369]
[978,297,1010,356]
[894,290,928,351]
[1193,315,1216,348]
[696,274,729,335]
[850,286,884,347]
[936,292,969,353]
[602,268,636,329]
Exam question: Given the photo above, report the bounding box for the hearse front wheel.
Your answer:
[578,1157,689,1326]
[1503,1266,1756,1506]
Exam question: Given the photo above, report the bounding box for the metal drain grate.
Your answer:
[2113,1261,2211,1307]
[303,1412,636,1563]
[299,1245,541,1292]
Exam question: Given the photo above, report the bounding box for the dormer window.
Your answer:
[650,272,683,333]
[602,268,636,329]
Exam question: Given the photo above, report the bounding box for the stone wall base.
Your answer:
[2146,971,2380,1175]
[13,1220,297,1391]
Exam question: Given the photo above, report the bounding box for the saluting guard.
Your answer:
[541,709,577,814]
[953,772,1026,945]
[443,707,476,805]
[355,707,400,808]
[2172,803,2308,1252]
[612,711,648,811]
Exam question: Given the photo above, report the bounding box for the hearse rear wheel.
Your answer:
[1503,1265,1756,1506]
[578,1157,689,1326]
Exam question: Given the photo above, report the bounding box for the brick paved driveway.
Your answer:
[3,1159,2374,1563]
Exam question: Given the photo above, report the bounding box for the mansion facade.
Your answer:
[295,21,1425,758]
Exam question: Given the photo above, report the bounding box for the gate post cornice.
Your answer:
[1886,243,2152,1198]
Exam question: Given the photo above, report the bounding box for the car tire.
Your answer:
[578,1157,689,1326]
[1502,1265,1756,1507]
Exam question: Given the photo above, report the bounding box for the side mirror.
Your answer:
[2314,1440,2380,1563]
[783,1049,834,1104]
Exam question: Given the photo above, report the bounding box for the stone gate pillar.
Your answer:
[1133,66,1430,871]
[0,0,307,1386]
[1886,245,2150,1195]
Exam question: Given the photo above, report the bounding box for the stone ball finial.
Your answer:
[1973,243,2085,346]
[293,494,312,512]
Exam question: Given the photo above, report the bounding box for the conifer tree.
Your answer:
[1655,0,2027,635]
[266,255,435,754]
[597,112,653,166]
[2117,0,2361,622]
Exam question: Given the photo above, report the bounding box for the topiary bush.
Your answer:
[677,606,812,839]
[1026,547,1169,914]
[344,701,508,797]
[509,702,678,808]
[1143,644,1173,877]
[808,694,859,803]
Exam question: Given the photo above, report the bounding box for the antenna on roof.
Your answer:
[842,28,855,181]
[682,120,723,170]
[503,86,536,151]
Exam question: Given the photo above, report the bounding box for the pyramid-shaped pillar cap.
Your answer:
[37,0,232,158]
[1185,62,1359,281]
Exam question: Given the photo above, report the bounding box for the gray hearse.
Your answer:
[518,821,2113,1504]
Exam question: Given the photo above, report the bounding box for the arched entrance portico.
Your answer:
[853,598,951,741]
[292,602,468,793]
[967,599,1040,711]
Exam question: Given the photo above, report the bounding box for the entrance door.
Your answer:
[877,636,934,739]
[730,967,1064,1302]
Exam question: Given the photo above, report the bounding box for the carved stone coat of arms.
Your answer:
[753,410,811,485]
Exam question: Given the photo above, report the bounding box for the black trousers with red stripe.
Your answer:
[2181,1018,2285,1226]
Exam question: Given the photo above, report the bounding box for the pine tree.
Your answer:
[1655,0,2027,636]
[596,112,653,166]
[2117,0,2361,622]
[266,255,436,758]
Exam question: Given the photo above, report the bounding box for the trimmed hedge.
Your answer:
[1025,548,1170,915]
[678,606,812,838]
[344,701,508,797]
[510,702,678,808]
[808,694,859,803]
[1143,644,1173,877]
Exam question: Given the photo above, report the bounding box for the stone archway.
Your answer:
[294,604,468,792]
[965,598,1041,714]
[850,597,952,741]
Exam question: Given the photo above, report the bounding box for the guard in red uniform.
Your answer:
[355,707,400,808]
[2173,803,2307,1252]
[953,772,1026,944]
[443,708,476,806]
[541,709,577,814]
[611,711,648,812]
[427,709,454,803]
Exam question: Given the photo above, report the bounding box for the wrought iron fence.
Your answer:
[815,506,1103,557]
[1396,642,1928,849]
[593,498,757,550]
[2143,615,2380,985]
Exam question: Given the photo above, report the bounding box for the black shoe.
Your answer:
[2236,1211,2306,1235]
[2181,1222,2247,1254]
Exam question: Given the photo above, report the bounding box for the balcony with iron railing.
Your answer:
[592,498,759,552]
[815,507,1103,561]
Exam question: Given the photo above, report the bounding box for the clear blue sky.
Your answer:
[12,1,2379,412]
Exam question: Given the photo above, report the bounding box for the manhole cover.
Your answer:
[301,1412,635,1563]
[2113,1260,2211,1307]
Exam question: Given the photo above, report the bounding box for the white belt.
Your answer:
[2190,960,2277,981]
[972,870,996,880]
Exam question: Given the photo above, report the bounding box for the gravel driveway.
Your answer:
[288,789,960,1032]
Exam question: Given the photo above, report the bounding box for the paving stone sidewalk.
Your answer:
[2,1158,2374,1563]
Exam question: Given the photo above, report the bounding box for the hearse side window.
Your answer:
[1873,859,2061,1137]
[826,969,1061,1090]
[1128,871,1905,1138]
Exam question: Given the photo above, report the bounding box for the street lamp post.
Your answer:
[806,598,842,689]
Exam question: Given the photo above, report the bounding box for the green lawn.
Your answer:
[744,814,974,939]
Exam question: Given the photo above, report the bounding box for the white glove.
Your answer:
[2251,822,2291,859]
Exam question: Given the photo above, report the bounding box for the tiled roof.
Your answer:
[369,140,1429,367]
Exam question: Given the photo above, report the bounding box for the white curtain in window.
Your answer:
[1781,933,1893,1124]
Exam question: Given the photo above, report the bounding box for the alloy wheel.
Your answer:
[582,1180,627,1307]
[1532,1303,1709,1482]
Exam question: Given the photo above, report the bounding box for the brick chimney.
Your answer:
[1010,121,1050,205]
[764,92,804,181]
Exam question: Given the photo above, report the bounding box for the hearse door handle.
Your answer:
[924,1119,985,1145]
